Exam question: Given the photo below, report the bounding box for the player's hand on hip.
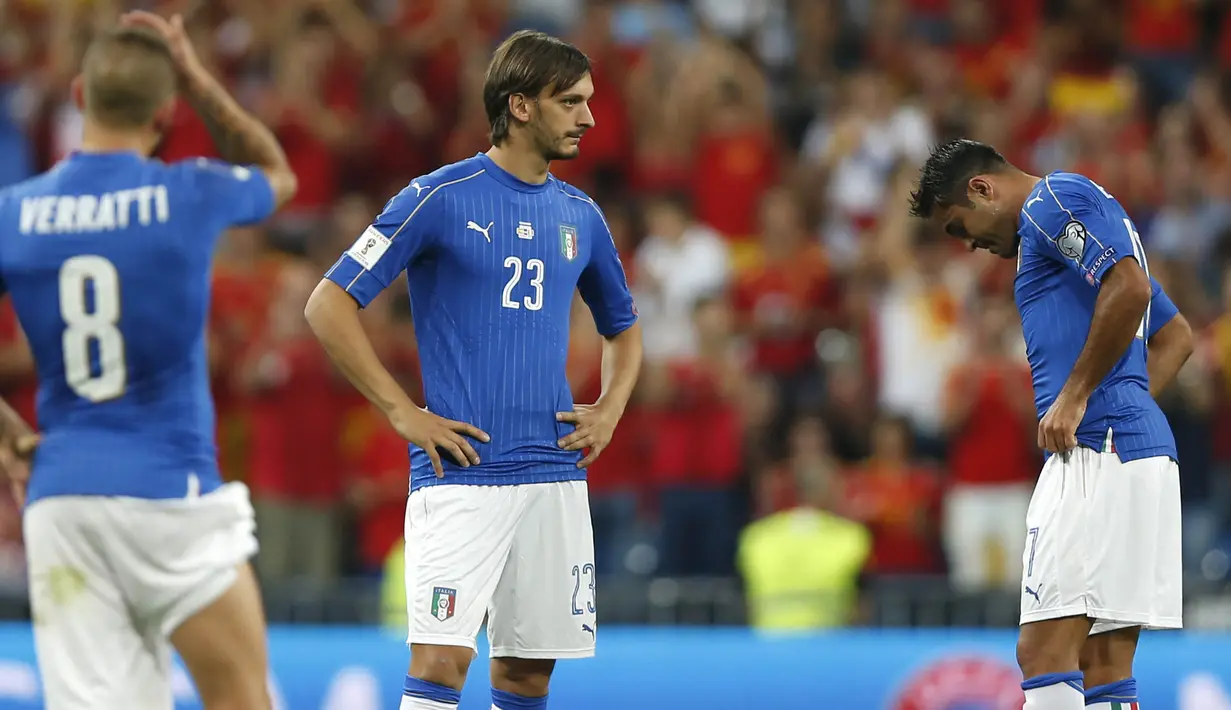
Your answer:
[0,434,38,508]
[120,11,206,77]
[1037,393,1086,457]
[388,405,488,478]
[557,404,620,468]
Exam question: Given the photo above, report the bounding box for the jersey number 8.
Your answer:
[59,255,126,402]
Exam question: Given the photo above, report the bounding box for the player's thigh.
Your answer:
[488,481,596,660]
[169,562,270,709]
[24,499,174,710]
[1020,451,1095,626]
[1086,455,1183,629]
[405,484,522,652]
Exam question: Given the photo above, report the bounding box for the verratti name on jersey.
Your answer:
[1014,172,1176,463]
[325,153,638,492]
[0,152,275,504]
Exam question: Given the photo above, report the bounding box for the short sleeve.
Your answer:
[325,181,439,308]
[577,199,638,337]
[185,159,275,227]
[1147,277,1179,340]
[1023,176,1145,288]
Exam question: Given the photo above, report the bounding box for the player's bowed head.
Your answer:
[908,139,1041,259]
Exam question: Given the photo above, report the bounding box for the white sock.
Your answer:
[400,696,457,710]
[1023,672,1085,710]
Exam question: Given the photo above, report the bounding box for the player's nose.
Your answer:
[578,103,595,129]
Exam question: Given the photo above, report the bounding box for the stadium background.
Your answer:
[1,0,1231,707]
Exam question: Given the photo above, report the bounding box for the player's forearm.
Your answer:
[1063,262,1153,401]
[305,281,417,416]
[1148,316,1195,398]
[595,322,643,418]
[182,69,297,202]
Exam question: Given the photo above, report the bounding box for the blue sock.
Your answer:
[1022,671,1085,709]
[402,675,460,709]
[491,688,548,710]
[1085,677,1139,708]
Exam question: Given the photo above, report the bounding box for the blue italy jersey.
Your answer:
[0,151,275,504]
[325,153,637,491]
[1015,172,1175,461]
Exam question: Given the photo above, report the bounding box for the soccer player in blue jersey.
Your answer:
[305,30,642,710]
[909,140,1184,710]
[0,12,296,710]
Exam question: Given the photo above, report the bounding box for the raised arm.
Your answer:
[122,11,297,208]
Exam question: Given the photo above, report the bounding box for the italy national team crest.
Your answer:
[431,586,456,622]
[560,225,579,261]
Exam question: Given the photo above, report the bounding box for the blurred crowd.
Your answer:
[3,0,1231,626]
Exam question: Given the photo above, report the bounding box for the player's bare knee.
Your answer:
[491,657,555,697]
[409,644,472,690]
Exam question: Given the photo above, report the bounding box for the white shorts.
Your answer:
[1020,448,1183,635]
[405,480,596,659]
[24,482,259,710]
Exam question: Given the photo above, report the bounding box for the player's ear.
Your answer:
[968,176,993,202]
[151,98,176,135]
[151,98,178,134]
[508,93,532,124]
[69,75,86,111]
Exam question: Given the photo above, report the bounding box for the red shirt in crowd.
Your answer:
[209,260,283,481]
[691,128,777,239]
[246,338,346,504]
[733,246,836,375]
[568,339,646,495]
[1127,0,1196,54]
[352,420,410,571]
[944,364,1039,487]
[841,462,941,575]
[646,361,742,489]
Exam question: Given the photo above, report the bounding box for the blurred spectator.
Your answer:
[842,414,942,577]
[243,259,348,586]
[801,68,933,266]
[733,187,837,423]
[738,416,870,630]
[634,193,730,363]
[940,295,1037,592]
[872,168,973,458]
[648,295,744,577]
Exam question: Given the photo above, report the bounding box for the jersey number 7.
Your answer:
[59,255,126,402]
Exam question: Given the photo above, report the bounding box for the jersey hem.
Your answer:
[409,468,586,492]
[1057,442,1177,465]
[489,645,595,659]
